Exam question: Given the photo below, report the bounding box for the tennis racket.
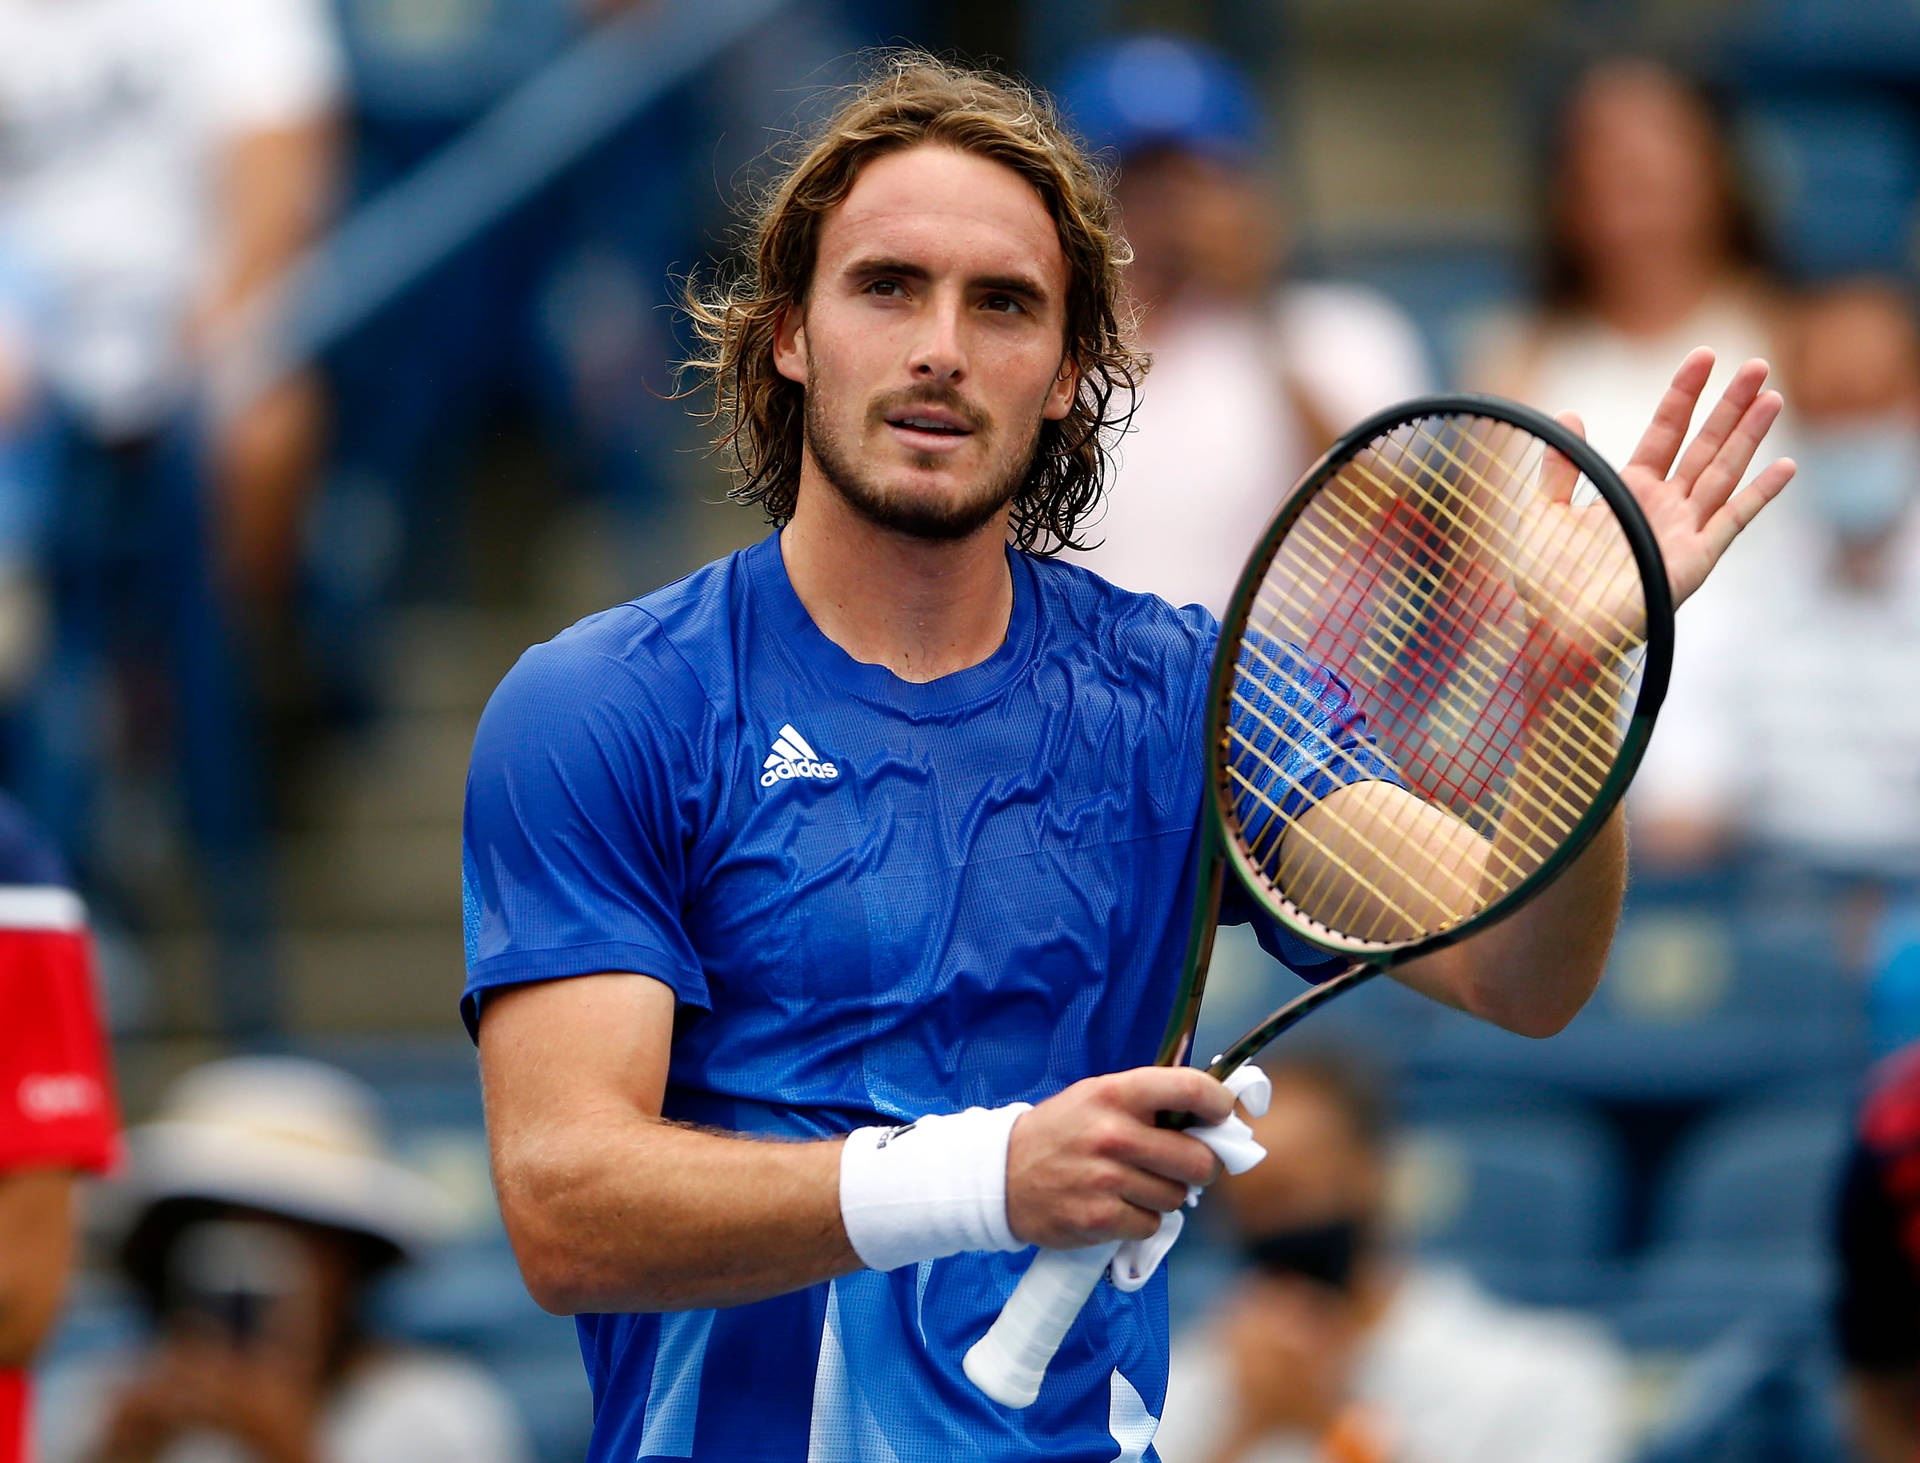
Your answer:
[963,393,1673,1408]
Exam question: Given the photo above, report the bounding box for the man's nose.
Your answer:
[910,294,967,383]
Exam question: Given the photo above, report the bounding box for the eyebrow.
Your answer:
[843,255,1054,308]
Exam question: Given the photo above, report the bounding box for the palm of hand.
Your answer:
[1503,350,1792,660]
[1589,348,1794,611]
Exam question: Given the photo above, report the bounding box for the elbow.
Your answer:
[1462,961,1599,1040]
[493,1139,667,1316]
[1486,999,1580,1041]
[495,1177,600,1316]
[513,1244,591,1317]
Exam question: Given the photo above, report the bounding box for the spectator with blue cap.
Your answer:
[1056,34,1432,617]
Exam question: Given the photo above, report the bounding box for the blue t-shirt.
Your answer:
[461,532,1393,1462]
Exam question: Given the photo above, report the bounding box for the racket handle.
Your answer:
[963,1241,1119,1409]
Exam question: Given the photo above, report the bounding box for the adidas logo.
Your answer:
[760,723,840,788]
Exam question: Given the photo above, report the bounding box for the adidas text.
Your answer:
[761,723,840,789]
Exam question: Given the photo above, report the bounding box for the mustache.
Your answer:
[868,385,990,435]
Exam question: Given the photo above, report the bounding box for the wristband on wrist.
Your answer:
[839,1103,1033,1272]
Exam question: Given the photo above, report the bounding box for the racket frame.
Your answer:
[1158,392,1673,1078]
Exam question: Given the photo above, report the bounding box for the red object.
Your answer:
[0,896,119,1463]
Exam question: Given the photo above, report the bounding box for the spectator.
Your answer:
[37,1056,529,1463]
[1836,1040,1920,1463]
[1466,55,1797,865]
[0,792,117,1463]
[1154,1054,1629,1463]
[1471,56,1781,469]
[1056,35,1431,616]
[1630,278,1920,874]
[0,0,345,1035]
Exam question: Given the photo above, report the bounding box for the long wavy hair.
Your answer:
[682,53,1148,555]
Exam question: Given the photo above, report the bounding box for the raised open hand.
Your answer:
[1610,347,1796,609]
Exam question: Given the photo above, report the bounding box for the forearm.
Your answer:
[1405,806,1623,1038]
[1435,645,1632,1034]
[493,1111,860,1314]
[0,1168,77,1365]
[205,122,335,332]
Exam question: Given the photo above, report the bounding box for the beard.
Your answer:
[802,371,1043,542]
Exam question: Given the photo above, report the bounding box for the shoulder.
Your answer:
[1275,280,1434,422]
[1025,552,1220,665]
[481,552,748,734]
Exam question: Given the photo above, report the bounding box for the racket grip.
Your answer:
[963,1240,1119,1409]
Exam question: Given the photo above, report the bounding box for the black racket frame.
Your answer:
[1153,393,1676,1084]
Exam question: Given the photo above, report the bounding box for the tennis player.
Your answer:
[463,55,1792,1461]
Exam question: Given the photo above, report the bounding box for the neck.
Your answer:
[781,473,1016,684]
[1587,251,1723,337]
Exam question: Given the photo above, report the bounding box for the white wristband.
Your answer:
[839,1104,1033,1273]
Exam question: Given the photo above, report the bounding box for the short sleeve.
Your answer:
[461,618,719,1039]
[197,0,344,132]
[0,891,118,1175]
[1218,634,1400,982]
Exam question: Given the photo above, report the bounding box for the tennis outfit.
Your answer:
[0,796,117,1463]
[461,532,1392,1462]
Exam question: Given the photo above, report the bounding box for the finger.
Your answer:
[1111,1066,1235,1126]
[1113,1123,1226,1190]
[1116,1167,1196,1215]
[1542,410,1585,503]
[1689,390,1785,519]
[1701,456,1796,563]
[1626,347,1715,477]
[1669,357,1770,493]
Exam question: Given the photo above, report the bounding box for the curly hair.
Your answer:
[682,52,1147,555]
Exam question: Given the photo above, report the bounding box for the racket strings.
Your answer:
[1221,679,1478,933]
[1253,518,1618,815]
[1261,422,1638,933]
[1245,489,1616,892]
[1311,444,1642,712]
[1220,412,1648,946]
[1263,471,1637,785]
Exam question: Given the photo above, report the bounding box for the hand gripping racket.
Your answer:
[963,394,1673,1408]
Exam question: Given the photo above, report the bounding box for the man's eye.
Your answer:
[983,295,1025,314]
[867,279,903,297]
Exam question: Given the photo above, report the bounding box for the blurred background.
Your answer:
[17,0,1920,1457]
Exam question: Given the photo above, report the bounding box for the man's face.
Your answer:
[774,144,1078,541]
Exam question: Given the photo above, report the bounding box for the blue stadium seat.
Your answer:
[1650,1100,1853,1255]
[1409,898,1865,1101]
[1608,1098,1853,1353]
[1608,1250,1830,1355]
[1395,1103,1625,1306]
[1633,1313,1850,1463]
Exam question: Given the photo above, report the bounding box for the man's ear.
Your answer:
[773,302,807,387]
[1043,354,1079,421]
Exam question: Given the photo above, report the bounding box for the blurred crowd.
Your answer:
[7,0,1920,1459]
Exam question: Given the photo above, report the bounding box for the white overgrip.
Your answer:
[962,1241,1119,1408]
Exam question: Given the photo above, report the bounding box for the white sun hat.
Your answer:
[121,1056,459,1258]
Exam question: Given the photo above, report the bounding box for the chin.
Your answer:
[844,472,1018,542]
